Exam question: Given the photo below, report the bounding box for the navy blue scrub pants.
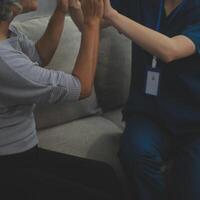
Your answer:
[119,114,200,200]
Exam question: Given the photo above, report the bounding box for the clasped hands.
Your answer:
[56,0,115,24]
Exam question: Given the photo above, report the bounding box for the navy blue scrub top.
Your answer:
[111,0,200,135]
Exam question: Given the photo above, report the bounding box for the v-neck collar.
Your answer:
[160,0,187,31]
[140,0,189,34]
[163,0,187,21]
[164,0,184,17]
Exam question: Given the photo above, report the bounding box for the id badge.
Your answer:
[145,67,160,96]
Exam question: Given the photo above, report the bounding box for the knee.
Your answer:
[119,131,162,167]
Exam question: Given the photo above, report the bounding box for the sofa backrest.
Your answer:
[95,28,131,111]
[14,0,56,21]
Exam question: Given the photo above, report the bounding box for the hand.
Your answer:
[103,0,116,20]
[81,0,104,25]
[56,0,69,14]
[69,0,81,9]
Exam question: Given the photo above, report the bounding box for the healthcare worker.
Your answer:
[0,0,121,199]
[70,0,200,199]
[106,0,200,200]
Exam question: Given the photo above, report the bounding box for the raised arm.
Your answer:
[72,0,103,98]
[35,0,69,67]
[103,0,196,63]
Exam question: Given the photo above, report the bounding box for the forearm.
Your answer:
[35,9,65,66]
[72,23,100,98]
[107,11,183,63]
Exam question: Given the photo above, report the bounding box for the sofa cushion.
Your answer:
[38,116,132,199]
[103,108,125,130]
[34,88,100,129]
[12,17,101,129]
[38,116,122,173]
[95,27,132,111]
[14,0,56,22]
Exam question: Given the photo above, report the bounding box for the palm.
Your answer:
[81,0,104,21]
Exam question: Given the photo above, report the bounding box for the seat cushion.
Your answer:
[38,116,122,173]
[103,108,125,130]
[12,17,101,129]
[38,116,132,199]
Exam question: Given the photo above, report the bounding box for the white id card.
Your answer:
[145,71,160,96]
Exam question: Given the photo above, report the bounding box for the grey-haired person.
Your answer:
[0,0,120,199]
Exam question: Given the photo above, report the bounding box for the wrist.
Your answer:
[53,8,67,22]
[55,6,68,16]
[83,18,101,27]
[83,22,100,33]
[104,8,118,22]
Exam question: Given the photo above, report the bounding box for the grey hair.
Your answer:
[0,0,22,21]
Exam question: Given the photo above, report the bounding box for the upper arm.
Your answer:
[0,50,81,106]
[176,3,200,57]
[170,23,200,61]
[170,3,200,60]
[181,23,200,56]
[170,35,196,60]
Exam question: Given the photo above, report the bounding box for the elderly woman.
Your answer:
[0,0,120,200]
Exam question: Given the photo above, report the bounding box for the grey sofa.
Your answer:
[13,1,132,198]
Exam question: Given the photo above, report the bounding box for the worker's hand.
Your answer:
[103,0,116,20]
[81,0,104,24]
[56,0,69,14]
[69,0,81,9]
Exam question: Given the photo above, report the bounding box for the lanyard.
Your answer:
[152,0,186,69]
[152,0,164,69]
[156,0,164,32]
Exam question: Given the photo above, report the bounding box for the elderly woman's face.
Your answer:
[19,0,38,13]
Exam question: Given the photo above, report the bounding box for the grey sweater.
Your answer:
[0,26,81,155]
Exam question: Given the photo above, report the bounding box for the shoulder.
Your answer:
[188,0,200,6]
[0,49,27,88]
[185,0,200,11]
[0,39,18,58]
[9,24,30,43]
[0,42,33,73]
[9,25,22,37]
[181,0,200,24]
